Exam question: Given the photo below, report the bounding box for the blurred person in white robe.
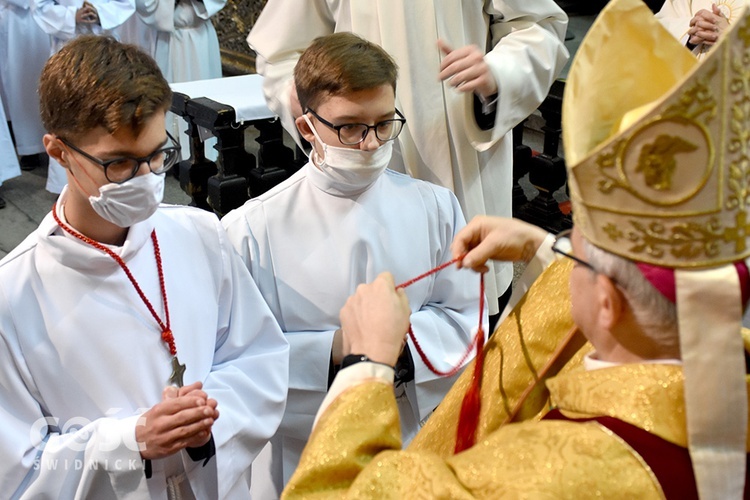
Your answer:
[655,0,748,58]
[0,92,21,209]
[116,0,225,167]
[0,0,50,171]
[117,0,224,83]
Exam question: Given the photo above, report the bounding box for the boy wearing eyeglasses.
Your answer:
[0,35,289,498]
[222,32,485,497]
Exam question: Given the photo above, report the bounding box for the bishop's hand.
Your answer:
[451,216,549,273]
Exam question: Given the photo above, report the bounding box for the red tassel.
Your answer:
[454,274,486,454]
[454,328,485,453]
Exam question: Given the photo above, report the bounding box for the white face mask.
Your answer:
[89,173,165,228]
[304,114,392,191]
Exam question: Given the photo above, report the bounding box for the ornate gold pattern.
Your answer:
[726,20,750,212]
[409,259,582,458]
[284,354,750,498]
[548,364,688,445]
[569,8,750,266]
[739,10,750,47]
[635,134,697,190]
[595,67,717,202]
[603,209,750,260]
[661,65,718,122]
[593,116,714,209]
[595,140,625,194]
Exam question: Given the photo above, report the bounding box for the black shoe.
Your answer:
[19,152,49,171]
[0,195,5,209]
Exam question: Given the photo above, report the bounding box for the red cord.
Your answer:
[51,204,176,356]
[397,254,486,453]
[397,255,485,378]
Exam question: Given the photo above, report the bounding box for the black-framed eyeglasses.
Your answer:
[58,131,180,184]
[306,108,406,146]
[551,229,597,272]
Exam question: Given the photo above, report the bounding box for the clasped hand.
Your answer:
[136,381,219,460]
[688,4,729,47]
[75,2,99,25]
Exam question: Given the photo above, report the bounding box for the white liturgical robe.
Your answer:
[0,94,21,186]
[0,195,290,498]
[222,162,485,495]
[0,0,49,156]
[247,0,569,315]
[118,0,224,83]
[32,0,134,53]
[656,0,750,58]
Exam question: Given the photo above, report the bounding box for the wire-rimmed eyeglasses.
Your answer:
[551,228,597,272]
[58,131,180,184]
[306,108,406,146]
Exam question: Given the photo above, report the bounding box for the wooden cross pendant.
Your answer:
[169,356,186,387]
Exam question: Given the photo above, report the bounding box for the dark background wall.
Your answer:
[213,0,267,75]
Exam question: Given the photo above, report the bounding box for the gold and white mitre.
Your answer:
[563,0,749,498]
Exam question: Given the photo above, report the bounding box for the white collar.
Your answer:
[583,352,682,371]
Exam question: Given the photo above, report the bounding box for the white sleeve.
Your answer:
[0,302,149,498]
[654,0,693,45]
[91,0,135,31]
[222,206,335,441]
[200,220,290,498]
[465,0,569,149]
[32,0,77,40]
[246,0,335,146]
[405,189,487,423]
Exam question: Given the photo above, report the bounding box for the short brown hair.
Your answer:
[294,32,398,112]
[39,35,172,139]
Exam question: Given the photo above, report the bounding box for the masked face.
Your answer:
[303,114,392,190]
[57,115,170,229]
[298,85,400,191]
[88,172,165,228]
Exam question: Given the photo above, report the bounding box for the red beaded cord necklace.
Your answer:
[51,203,186,387]
[397,256,486,454]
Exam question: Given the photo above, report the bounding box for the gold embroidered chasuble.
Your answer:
[284,348,750,499]
[410,259,586,457]
[283,259,750,497]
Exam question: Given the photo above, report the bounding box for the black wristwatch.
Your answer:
[340,354,393,370]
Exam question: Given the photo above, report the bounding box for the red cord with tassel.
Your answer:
[397,258,486,454]
[454,275,485,453]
